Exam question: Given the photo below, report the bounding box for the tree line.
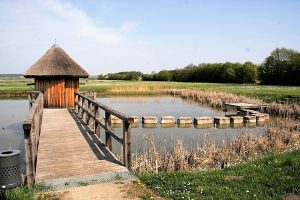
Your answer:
[97,48,300,85]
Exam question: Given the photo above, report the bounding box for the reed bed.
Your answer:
[130,89,300,172]
[167,89,263,107]
[167,89,300,119]
[131,118,300,172]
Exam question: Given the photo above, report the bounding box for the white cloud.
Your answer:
[0,0,152,73]
[39,0,136,45]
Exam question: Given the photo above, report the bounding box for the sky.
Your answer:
[0,0,300,75]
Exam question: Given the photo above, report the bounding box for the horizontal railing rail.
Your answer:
[74,92,133,169]
[23,91,44,186]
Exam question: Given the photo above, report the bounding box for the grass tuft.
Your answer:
[138,149,300,199]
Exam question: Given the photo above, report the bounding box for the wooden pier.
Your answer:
[23,92,134,186]
[225,103,260,110]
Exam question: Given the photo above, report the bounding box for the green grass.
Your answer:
[138,149,300,200]
[76,181,89,186]
[81,80,300,103]
[0,182,52,200]
[0,78,299,102]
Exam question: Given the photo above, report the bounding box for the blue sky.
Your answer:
[0,0,300,74]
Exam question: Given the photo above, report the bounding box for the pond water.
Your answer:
[0,99,27,172]
[96,96,265,156]
[0,96,266,170]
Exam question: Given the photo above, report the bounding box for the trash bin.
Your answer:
[0,150,21,189]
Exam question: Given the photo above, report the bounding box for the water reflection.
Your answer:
[0,96,267,169]
[97,96,266,156]
[0,99,27,172]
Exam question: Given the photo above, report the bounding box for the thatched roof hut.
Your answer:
[24,44,89,108]
[24,44,88,78]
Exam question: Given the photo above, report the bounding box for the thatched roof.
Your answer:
[24,44,89,78]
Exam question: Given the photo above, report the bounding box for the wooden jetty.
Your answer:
[225,103,260,111]
[23,92,134,186]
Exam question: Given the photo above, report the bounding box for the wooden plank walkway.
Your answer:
[35,109,128,182]
[225,103,259,110]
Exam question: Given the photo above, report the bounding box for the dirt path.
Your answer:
[39,181,157,200]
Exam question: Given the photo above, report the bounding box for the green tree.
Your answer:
[260,48,300,85]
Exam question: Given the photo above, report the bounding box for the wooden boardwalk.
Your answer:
[35,108,128,182]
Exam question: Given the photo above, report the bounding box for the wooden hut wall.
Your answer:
[35,78,65,108]
[65,78,79,107]
[35,78,79,108]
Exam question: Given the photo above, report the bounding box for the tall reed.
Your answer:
[167,89,300,119]
[131,118,300,172]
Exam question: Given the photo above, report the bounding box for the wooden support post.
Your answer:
[82,99,87,123]
[88,102,93,128]
[105,111,112,151]
[23,128,35,186]
[123,121,131,170]
[95,106,100,137]
[75,94,78,113]
[78,96,82,117]
[28,93,32,109]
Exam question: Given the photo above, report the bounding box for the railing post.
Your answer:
[95,105,100,138]
[88,101,93,128]
[75,93,79,113]
[28,93,32,109]
[82,98,87,123]
[105,111,112,151]
[23,128,34,186]
[123,121,131,170]
[79,96,82,117]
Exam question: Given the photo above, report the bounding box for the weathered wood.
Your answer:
[95,106,100,138]
[105,111,112,151]
[123,121,131,170]
[75,92,134,123]
[23,91,44,186]
[75,92,133,169]
[35,109,127,182]
[95,118,123,144]
[23,129,34,186]
[225,103,259,111]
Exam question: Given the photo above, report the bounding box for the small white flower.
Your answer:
[246,190,250,193]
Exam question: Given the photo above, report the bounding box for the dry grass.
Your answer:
[129,89,300,172]
[168,89,300,119]
[131,118,300,172]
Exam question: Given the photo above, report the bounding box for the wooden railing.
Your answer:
[23,91,44,186]
[74,92,134,170]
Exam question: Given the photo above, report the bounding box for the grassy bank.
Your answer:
[0,78,299,102]
[138,149,300,200]
[81,79,300,103]
[0,182,51,200]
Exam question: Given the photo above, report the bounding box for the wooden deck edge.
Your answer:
[37,170,136,191]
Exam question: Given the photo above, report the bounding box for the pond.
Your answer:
[96,96,265,156]
[0,99,27,172]
[0,96,266,170]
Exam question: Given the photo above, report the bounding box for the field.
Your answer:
[138,149,300,200]
[0,78,299,103]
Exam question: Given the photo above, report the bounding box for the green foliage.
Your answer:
[260,48,300,85]
[142,62,258,83]
[0,182,52,200]
[138,150,300,200]
[77,181,89,186]
[98,71,142,81]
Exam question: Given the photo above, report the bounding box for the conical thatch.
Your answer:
[24,44,89,78]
